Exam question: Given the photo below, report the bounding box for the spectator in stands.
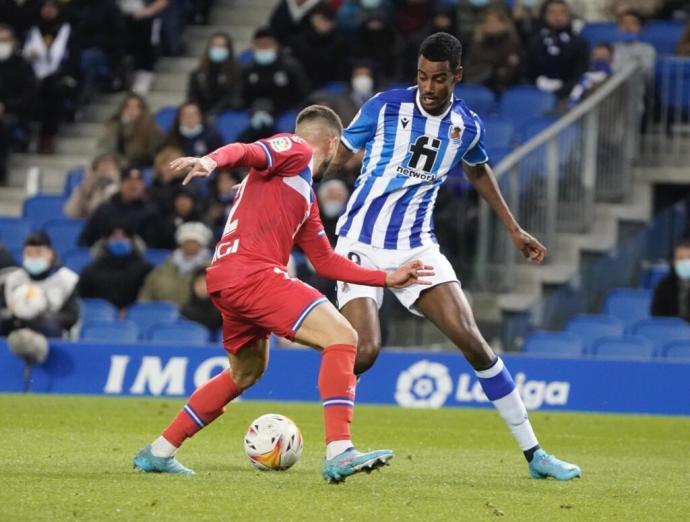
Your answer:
[242,27,310,114]
[180,267,222,334]
[78,167,158,247]
[525,0,589,98]
[166,101,223,157]
[268,0,323,45]
[236,98,278,143]
[3,232,78,365]
[568,43,614,108]
[187,32,242,116]
[678,20,690,55]
[657,0,690,21]
[78,222,153,309]
[96,92,164,167]
[512,0,544,45]
[22,0,79,154]
[464,6,523,94]
[336,0,394,34]
[118,0,169,94]
[352,13,401,83]
[64,153,121,219]
[149,145,186,214]
[396,0,435,37]
[205,168,243,238]
[138,221,212,306]
[154,186,204,249]
[612,9,656,79]
[190,0,214,25]
[0,23,37,183]
[331,59,377,124]
[66,0,127,102]
[651,239,690,322]
[0,0,41,41]
[317,178,350,243]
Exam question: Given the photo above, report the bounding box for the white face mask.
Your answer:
[352,75,373,96]
[0,42,13,61]
[322,201,345,218]
[179,123,203,138]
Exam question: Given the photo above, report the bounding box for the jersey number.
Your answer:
[407,136,441,172]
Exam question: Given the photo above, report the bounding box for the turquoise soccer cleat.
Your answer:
[132,445,195,476]
[322,447,393,484]
[528,449,581,480]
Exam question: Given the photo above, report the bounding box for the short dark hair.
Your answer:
[676,238,690,250]
[0,23,15,38]
[253,27,276,41]
[24,231,52,248]
[593,42,613,53]
[296,104,343,135]
[418,32,463,70]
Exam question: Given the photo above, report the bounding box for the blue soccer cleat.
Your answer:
[133,445,195,476]
[322,447,393,484]
[528,449,581,480]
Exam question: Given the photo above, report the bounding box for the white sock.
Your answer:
[492,388,539,451]
[150,436,178,458]
[326,440,353,460]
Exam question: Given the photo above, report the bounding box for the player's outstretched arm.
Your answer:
[171,142,272,185]
[463,162,546,264]
[170,156,216,186]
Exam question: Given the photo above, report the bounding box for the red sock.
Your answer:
[162,370,242,447]
[318,344,357,444]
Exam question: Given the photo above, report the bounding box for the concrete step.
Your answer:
[158,56,200,74]
[0,186,27,216]
[209,8,273,27]
[54,136,98,156]
[215,0,278,10]
[153,71,190,94]
[8,153,88,192]
[60,122,103,139]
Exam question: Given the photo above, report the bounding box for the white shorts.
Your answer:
[334,235,460,317]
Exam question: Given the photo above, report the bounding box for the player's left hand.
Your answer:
[510,228,546,264]
[170,156,216,186]
[385,260,435,288]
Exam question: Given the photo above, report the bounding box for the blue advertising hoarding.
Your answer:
[1,340,688,415]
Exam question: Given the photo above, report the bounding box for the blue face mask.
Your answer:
[254,49,277,66]
[23,257,50,275]
[469,0,489,6]
[208,46,229,63]
[108,239,133,257]
[675,260,690,280]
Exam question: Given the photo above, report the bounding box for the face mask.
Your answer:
[0,42,12,61]
[108,239,133,257]
[179,124,203,138]
[254,49,277,66]
[251,111,274,129]
[675,260,690,280]
[23,257,50,275]
[208,46,229,63]
[361,0,382,8]
[469,0,489,6]
[120,115,131,125]
[172,248,209,274]
[322,201,345,219]
[352,75,373,96]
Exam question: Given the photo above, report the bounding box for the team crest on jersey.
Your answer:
[269,137,292,152]
[449,125,462,141]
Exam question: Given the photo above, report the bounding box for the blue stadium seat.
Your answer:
[7,243,23,264]
[655,57,690,111]
[216,110,251,143]
[565,314,624,354]
[148,320,211,344]
[591,335,654,359]
[498,87,556,127]
[517,116,559,143]
[22,194,68,229]
[639,263,670,290]
[483,118,514,148]
[631,317,690,356]
[127,301,179,333]
[64,167,85,196]
[155,106,177,133]
[454,84,496,116]
[662,340,690,360]
[640,20,685,55]
[43,218,84,255]
[62,248,92,273]
[237,48,253,65]
[80,298,118,323]
[522,331,584,356]
[276,110,298,133]
[603,288,652,332]
[81,319,140,342]
[579,22,619,47]
[144,248,172,266]
[0,217,32,245]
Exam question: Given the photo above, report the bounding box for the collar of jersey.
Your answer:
[414,88,454,120]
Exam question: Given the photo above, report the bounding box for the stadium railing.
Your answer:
[475,64,644,292]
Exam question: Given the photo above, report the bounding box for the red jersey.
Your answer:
[205,133,387,293]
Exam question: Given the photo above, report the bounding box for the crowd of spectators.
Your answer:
[1,0,690,360]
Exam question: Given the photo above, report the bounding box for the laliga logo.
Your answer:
[395,360,570,410]
[395,360,453,408]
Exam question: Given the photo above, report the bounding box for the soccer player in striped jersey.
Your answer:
[325,33,581,480]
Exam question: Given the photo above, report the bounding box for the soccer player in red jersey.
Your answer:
[133,106,434,483]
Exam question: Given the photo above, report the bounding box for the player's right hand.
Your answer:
[170,156,217,186]
[385,260,435,289]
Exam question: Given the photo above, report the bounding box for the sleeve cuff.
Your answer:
[340,135,359,153]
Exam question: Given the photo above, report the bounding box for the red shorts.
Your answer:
[210,267,327,354]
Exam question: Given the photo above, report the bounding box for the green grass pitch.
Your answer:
[1,395,689,521]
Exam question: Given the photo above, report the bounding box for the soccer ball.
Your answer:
[9,284,48,320]
[244,414,303,471]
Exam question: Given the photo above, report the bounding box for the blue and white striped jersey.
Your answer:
[336,86,489,250]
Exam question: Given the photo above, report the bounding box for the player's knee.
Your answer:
[328,322,358,348]
[354,338,381,374]
[230,365,265,389]
[456,330,494,369]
